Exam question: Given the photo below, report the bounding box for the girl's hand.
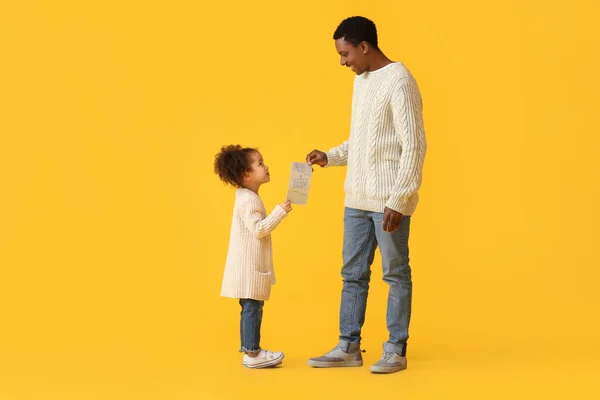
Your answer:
[280,200,292,213]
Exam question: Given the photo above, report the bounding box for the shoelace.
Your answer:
[328,346,365,355]
[382,352,396,362]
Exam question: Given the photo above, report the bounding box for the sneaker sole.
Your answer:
[243,354,284,369]
[307,359,363,368]
[370,364,407,374]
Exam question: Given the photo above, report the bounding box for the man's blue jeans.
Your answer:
[339,207,412,356]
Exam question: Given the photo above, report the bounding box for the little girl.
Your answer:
[214,144,292,369]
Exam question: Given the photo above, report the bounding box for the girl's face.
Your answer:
[244,151,270,185]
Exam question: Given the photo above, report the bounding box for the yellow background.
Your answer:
[1,0,599,398]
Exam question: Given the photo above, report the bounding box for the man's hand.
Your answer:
[382,207,403,233]
[306,150,328,167]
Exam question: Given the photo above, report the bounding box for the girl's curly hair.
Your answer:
[213,145,257,187]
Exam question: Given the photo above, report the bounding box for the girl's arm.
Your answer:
[240,198,289,239]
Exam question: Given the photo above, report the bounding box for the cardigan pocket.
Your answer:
[250,270,274,295]
[254,245,272,273]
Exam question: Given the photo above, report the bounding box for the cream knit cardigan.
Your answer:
[220,188,288,301]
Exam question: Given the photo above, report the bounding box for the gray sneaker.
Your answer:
[308,344,363,368]
[370,352,407,374]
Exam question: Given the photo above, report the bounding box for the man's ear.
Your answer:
[360,41,369,54]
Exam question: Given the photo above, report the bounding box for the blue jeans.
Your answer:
[239,299,264,353]
[339,207,412,356]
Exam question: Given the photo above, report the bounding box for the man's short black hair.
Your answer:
[333,16,379,49]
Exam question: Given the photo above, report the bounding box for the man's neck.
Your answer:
[367,51,394,72]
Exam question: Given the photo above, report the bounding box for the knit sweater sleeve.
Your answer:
[386,78,427,214]
[239,197,288,239]
[325,140,349,167]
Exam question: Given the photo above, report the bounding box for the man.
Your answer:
[306,16,426,374]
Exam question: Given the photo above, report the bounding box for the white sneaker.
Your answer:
[307,346,363,368]
[242,349,284,369]
[370,352,407,374]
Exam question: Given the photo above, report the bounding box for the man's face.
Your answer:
[335,38,367,75]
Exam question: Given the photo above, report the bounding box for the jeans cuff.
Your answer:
[239,347,261,354]
[338,339,361,353]
[383,341,406,356]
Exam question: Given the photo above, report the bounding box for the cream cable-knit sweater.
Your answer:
[326,62,427,215]
[221,188,288,301]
